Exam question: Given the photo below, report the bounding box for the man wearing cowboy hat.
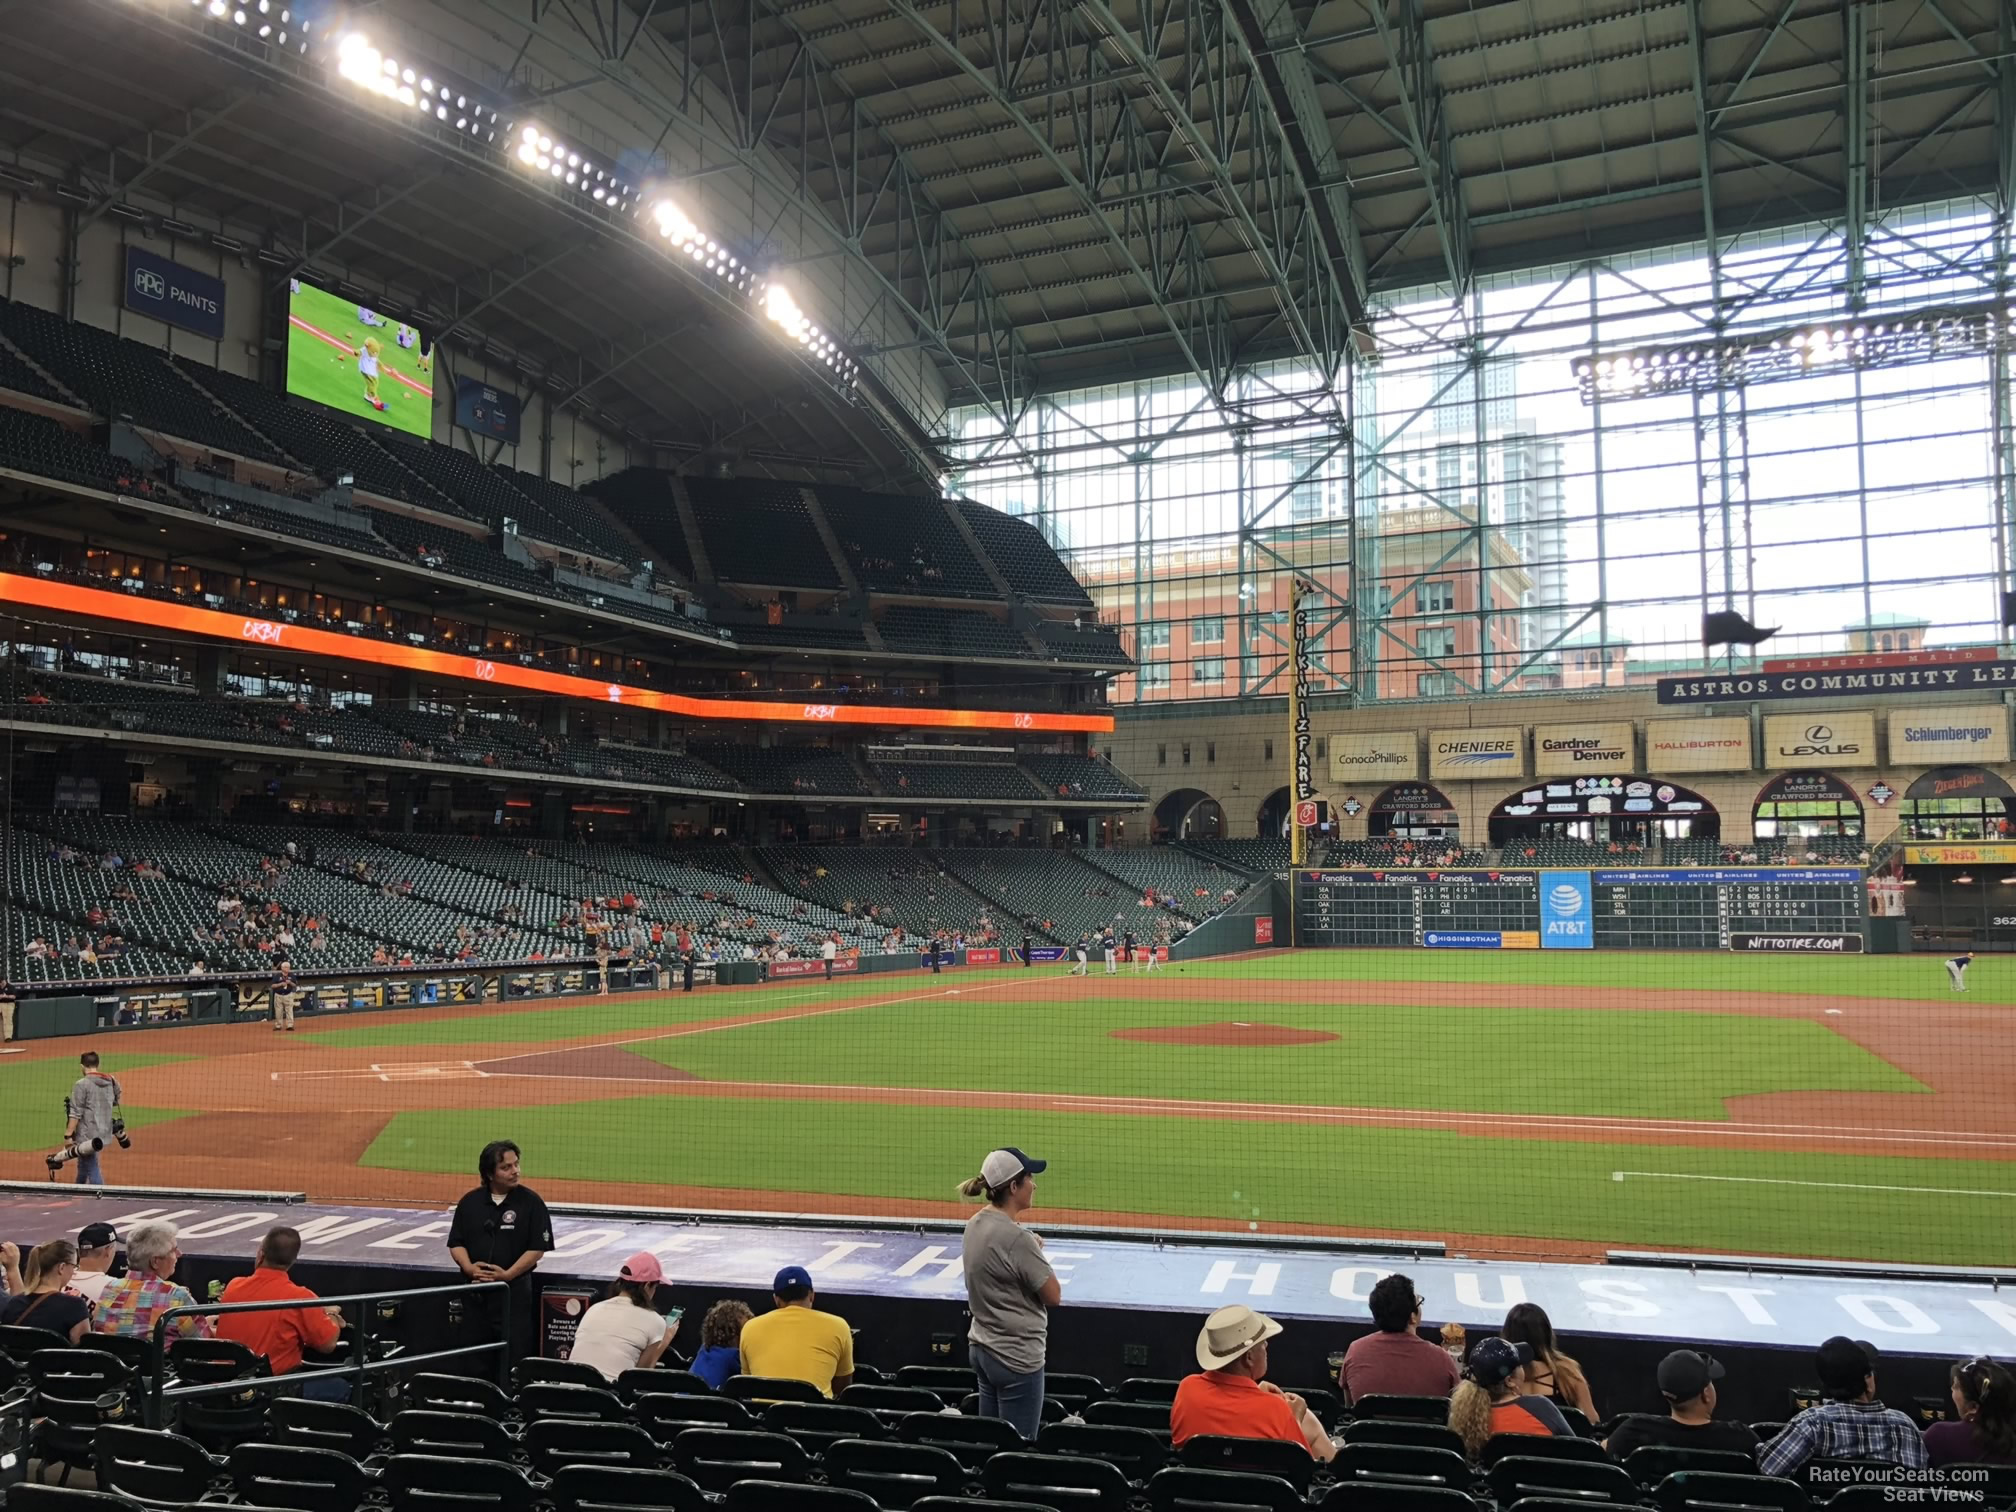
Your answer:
[1171,1304,1339,1461]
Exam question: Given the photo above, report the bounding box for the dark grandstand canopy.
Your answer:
[0,0,2004,483]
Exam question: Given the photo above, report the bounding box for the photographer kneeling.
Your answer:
[215,1227,349,1401]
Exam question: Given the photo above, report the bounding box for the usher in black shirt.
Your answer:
[447,1184,554,1285]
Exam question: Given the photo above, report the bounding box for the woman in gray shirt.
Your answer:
[960,1147,1060,1440]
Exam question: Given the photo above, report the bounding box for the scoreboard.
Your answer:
[1295,867,1865,952]
[1591,868,1865,952]
[1296,869,1542,948]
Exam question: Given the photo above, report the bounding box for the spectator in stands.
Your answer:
[692,1299,754,1389]
[1760,1337,1929,1478]
[738,1265,854,1397]
[1173,1305,1339,1460]
[0,1240,92,1342]
[960,1147,1058,1439]
[1339,1274,1459,1403]
[1502,1302,1597,1420]
[1603,1350,1759,1460]
[1449,1337,1571,1458]
[95,1220,213,1341]
[1926,1357,2016,1467]
[214,1226,347,1400]
[70,1222,122,1307]
[446,1140,552,1364]
[568,1252,676,1382]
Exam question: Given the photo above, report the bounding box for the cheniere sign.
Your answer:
[1658,661,2016,704]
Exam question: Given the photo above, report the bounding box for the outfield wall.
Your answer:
[1293,867,1868,952]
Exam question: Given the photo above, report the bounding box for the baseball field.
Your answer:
[3,950,2010,1266]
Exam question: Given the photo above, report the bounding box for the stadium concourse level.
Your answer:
[2,815,1257,987]
[0,295,1124,669]
[6,1309,2010,1512]
[2,664,1142,805]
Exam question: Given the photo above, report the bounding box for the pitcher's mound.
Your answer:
[1112,1022,1337,1047]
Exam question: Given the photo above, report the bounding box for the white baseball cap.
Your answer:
[980,1147,1047,1188]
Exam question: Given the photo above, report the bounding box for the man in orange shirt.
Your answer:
[1171,1305,1339,1461]
[215,1227,348,1400]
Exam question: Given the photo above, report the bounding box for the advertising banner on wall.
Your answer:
[123,245,227,340]
[1328,732,1419,783]
[1539,871,1594,950]
[1532,722,1635,777]
[1754,771,1863,808]
[1888,706,2010,766]
[1427,726,1525,781]
[1763,713,1877,769]
[1646,717,1753,773]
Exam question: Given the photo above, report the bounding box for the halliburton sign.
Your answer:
[1645,717,1753,773]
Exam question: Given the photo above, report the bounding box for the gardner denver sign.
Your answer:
[1658,660,2016,704]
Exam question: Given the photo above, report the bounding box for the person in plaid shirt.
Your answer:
[1759,1337,1928,1478]
[92,1221,213,1342]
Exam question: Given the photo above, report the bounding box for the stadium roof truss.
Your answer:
[0,0,2006,488]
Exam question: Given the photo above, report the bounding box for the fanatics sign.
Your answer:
[1658,660,2016,703]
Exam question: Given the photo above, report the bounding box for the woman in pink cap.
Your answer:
[568,1251,676,1381]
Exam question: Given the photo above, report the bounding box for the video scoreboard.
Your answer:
[1294,867,1865,952]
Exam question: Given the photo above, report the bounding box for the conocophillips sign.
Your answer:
[1763,713,1877,769]
[1889,706,2009,765]
[1328,733,1419,782]
[1428,726,1525,781]
[1532,722,1634,777]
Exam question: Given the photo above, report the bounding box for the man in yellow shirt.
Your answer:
[739,1265,854,1397]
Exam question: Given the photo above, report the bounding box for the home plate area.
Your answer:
[273,1060,487,1083]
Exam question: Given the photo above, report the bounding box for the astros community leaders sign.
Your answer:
[1428,726,1526,781]
[1658,658,2016,703]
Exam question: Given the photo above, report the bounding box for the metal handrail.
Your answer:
[144,1278,509,1428]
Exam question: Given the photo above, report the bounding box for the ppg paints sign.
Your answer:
[1764,713,1877,769]
[123,246,227,341]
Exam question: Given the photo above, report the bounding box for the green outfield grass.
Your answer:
[285,281,433,438]
[622,996,1924,1120]
[0,1054,195,1151]
[299,948,2014,1262]
[1185,948,2010,1000]
[360,1094,2016,1267]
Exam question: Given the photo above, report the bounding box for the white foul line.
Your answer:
[470,980,1019,1069]
[1612,1171,2016,1199]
